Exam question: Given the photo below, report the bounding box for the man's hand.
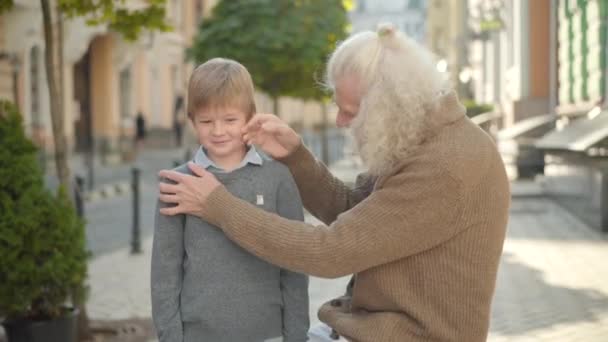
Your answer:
[158,162,221,217]
[242,114,302,159]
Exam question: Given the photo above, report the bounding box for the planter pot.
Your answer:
[3,308,78,342]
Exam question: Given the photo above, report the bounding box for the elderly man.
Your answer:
[158,23,510,342]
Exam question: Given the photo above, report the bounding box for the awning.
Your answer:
[497,114,555,141]
[535,110,608,151]
[470,111,501,126]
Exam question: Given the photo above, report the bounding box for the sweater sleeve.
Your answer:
[151,193,185,342]
[275,174,310,342]
[278,144,373,225]
[200,162,464,278]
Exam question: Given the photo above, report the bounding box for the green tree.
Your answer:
[188,0,349,115]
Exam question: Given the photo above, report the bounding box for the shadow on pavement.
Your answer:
[490,252,608,336]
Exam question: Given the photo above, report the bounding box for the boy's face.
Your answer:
[192,106,249,160]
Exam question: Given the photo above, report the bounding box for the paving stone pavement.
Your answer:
[487,198,608,342]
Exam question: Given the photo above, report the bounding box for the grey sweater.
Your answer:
[151,160,309,342]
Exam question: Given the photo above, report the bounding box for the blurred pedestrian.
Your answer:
[158,23,510,341]
[134,110,146,151]
[173,95,185,147]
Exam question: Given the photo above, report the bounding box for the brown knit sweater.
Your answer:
[202,92,510,341]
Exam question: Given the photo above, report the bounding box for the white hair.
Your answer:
[326,23,450,175]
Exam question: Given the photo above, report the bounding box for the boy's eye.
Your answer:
[226,118,237,122]
[199,120,211,124]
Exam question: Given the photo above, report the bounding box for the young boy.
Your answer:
[151,58,309,342]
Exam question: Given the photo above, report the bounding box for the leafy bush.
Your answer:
[0,100,87,321]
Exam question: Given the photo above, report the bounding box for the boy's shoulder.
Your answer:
[158,163,193,185]
[173,163,192,175]
[258,155,292,179]
[173,163,194,175]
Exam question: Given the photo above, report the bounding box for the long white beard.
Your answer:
[348,106,425,176]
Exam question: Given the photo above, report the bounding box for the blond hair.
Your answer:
[325,23,449,175]
[187,58,256,119]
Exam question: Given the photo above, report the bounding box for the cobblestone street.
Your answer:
[489,197,608,341]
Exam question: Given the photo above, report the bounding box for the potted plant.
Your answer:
[0,101,88,342]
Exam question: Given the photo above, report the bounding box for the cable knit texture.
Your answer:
[202,91,510,342]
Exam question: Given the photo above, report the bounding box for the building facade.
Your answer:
[557,0,607,114]
[426,0,470,98]
[467,0,552,128]
[0,0,215,166]
[350,0,427,43]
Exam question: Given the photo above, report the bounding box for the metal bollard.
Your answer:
[74,175,85,218]
[86,149,95,191]
[131,167,142,254]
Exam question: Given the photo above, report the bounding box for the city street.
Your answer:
[71,147,187,257]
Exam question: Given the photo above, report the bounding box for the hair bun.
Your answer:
[376,22,400,49]
[377,22,397,37]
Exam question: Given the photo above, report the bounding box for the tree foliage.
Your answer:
[0,0,13,14]
[58,0,171,41]
[1,0,170,40]
[188,0,349,102]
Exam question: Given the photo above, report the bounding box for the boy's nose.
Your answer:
[212,122,225,134]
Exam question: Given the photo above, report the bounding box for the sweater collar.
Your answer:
[193,145,263,172]
[422,90,466,139]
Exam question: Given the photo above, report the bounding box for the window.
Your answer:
[119,66,132,124]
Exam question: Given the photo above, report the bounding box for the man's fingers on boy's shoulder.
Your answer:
[187,161,209,178]
[158,182,179,195]
[160,205,182,216]
[159,169,183,183]
[158,193,179,205]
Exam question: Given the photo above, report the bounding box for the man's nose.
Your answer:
[336,113,350,128]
